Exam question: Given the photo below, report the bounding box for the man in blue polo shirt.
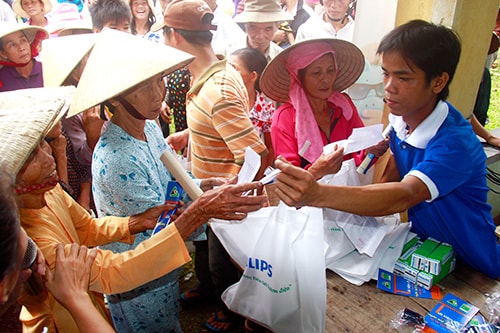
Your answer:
[273,19,500,279]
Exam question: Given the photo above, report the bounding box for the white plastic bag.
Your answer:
[219,202,326,333]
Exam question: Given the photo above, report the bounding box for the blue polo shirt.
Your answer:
[389,101,500,278]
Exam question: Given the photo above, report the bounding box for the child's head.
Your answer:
[377,19,461,101]
[90,0,132,33]
[128,0,156,35]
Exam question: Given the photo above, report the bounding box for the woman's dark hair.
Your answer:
[163,26,212,46]
[0,171,20,281]
[377,19,461,101]
[130,0,156,35]
[231,47,268,92]
[90,0,132,31]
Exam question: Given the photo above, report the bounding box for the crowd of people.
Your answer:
[0,0,500,332]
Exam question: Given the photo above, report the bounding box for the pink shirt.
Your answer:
[271,96,365,169]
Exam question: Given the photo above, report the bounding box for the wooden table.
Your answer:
[324,262,500,332]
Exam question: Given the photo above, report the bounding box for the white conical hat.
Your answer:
[42,33,96,87]
[0,86,76,176]
[68,29,195,117]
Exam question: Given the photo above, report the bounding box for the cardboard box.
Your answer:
[394,236,456,290]
[427,242,454,275]
[411,238,440,272]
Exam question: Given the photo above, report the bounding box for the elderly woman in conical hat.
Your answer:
[12,0,52,27]
[0,25,48,92]
[13,31,266,333]
[0,87,115,332]
[4,73,266,333]
[71,29,247,333]
[260,38,387,179]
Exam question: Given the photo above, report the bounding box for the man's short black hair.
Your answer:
[377,19,461,101]
[90,0,132,31]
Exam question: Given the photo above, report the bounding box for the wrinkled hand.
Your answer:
[159,102,172,124]
[44,244,97,309]
[166,129,189,152]
[130,203,181,232]
[46,122,67,158]
[200,177,230,192]
[308,145,344,179]
[194,178,267,221]
[272,29,287,43]
[274,157,320,208]
[82,106,105,149]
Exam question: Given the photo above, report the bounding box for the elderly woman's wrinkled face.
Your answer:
[0,31,32,63]
[16,141,57,190]
[301,53,337,100]
[121,74,166,119]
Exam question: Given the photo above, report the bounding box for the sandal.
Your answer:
[205,309,239,332]
[180,288,206,303]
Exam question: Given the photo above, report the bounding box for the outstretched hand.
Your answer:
[195,178,267,221]
[274,157,321,208]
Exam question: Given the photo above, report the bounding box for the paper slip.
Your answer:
[237,147,261,184]
[323,124,383,155]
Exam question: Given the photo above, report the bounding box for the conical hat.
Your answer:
[0,86,76,176]
[42,33,96,87]
[68,29,195,117]
[260,38,365,103]
[12,0,52,19]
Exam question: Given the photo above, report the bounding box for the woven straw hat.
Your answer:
[42,33,96,87]
[0,24,48,50]
[234,0,292,23]
[0,24,48,71]
[260,38,365,103]
[57,27,93,37]
[68,29,194,117]
[12,0,53,19]
[0,86,75,176]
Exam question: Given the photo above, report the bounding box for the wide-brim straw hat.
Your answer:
[57,27,93,37]
[42,33,96,87]
[0,24,48,47]
[68,29,194,117]
[234,0,293,23]
[0,24,48,70]
[260,38,365,103]
[0,86,75,176]
[12,0,53,18]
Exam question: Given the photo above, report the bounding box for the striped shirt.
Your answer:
[187,58,267,178]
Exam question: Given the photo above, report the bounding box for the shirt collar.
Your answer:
[189,55,226,95]
[389,100,449,149]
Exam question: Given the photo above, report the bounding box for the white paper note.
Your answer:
[323,124,384,155]
[237,147,261,184]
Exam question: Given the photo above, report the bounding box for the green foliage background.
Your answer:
[486,62,500,129]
